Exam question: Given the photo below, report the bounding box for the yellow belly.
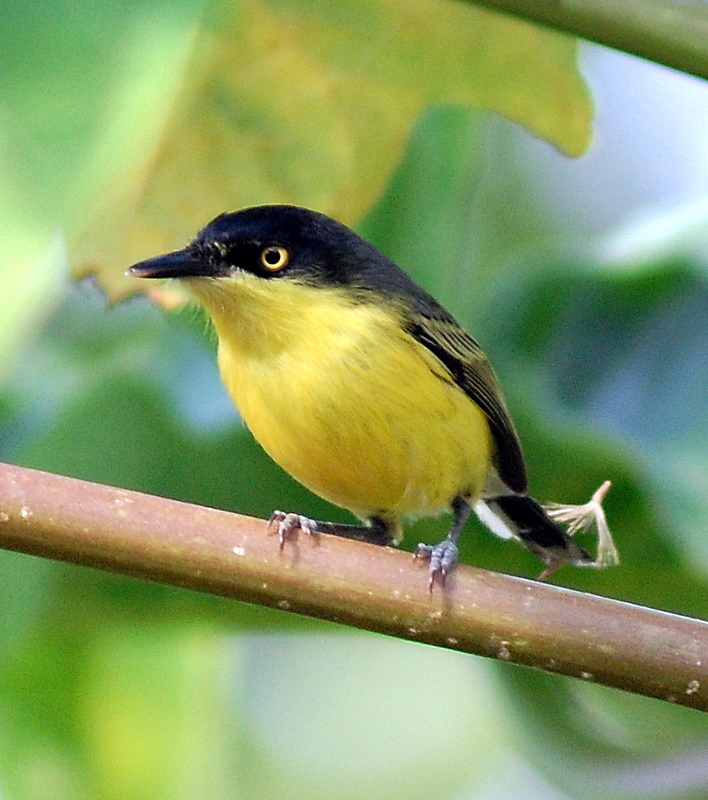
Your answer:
[199,278,492,526]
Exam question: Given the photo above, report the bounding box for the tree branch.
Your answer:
[1,461,707,710]
[466,0,708,81]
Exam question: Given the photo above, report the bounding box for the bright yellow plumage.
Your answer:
[190,272,491,538]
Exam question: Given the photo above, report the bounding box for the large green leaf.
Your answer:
[67,0,591,298]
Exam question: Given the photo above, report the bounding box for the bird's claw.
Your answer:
[414,539,459,593]
[268,511,318,550]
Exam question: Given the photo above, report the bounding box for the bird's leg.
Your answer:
[268,511,395,549]
[316,516,395,545]
[414,497,472,591]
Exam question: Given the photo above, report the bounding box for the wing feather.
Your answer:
[405,303,528,494]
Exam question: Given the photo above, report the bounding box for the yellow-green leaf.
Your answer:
[70,0,592,299]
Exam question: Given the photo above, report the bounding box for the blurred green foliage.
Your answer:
[2,1,708,799]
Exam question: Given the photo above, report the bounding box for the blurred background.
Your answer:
[1,1,708,798]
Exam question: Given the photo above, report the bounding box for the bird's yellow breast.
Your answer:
[189,274,491,527]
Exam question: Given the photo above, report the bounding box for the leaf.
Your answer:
[69,0,592,299]
[0,0,204,331]
[0,238,67,385]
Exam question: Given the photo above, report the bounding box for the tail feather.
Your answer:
[474,494,595,568]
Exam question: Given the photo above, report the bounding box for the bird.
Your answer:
[127,204,617,589]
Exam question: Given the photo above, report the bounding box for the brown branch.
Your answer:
[1,461,707,710]
[465,0,708,82]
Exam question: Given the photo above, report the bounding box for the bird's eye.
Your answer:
[260,246,290,272]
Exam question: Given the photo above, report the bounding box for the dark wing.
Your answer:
[405,302,528,494]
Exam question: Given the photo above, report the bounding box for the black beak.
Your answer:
[126,248,212,279]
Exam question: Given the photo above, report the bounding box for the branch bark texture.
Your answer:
[467,0,708,81]
[1,461,707,710]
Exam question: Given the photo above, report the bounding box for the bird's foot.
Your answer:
[267,511,318,550]
[414,539,459,593]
